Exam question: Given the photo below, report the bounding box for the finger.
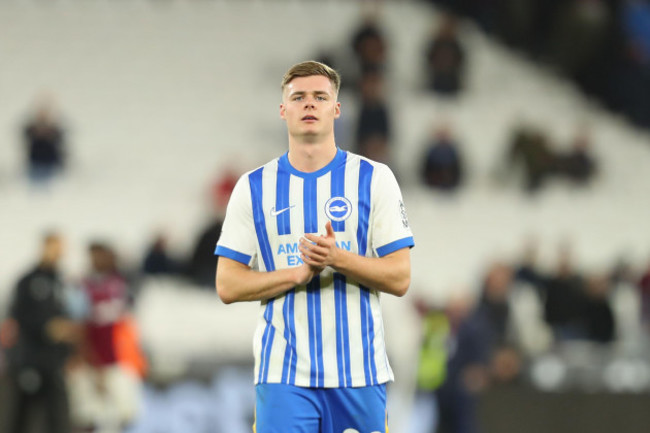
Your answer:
[303,233,324,245]
[300,240,329,258]
[300,246,326,264]
[325,221,335,238]
[299,238,324,251]
[301,239,327,255]
[302,235,327,248]
[301,254,323,268]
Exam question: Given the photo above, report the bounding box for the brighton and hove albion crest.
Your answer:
[325,196,352,222]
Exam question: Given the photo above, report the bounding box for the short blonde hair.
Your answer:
[281,61,341,95]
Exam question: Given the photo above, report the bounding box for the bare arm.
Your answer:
[300,222,411,297]
[216,257,320,304]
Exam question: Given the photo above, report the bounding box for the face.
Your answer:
[42,236,64,265]
[90,248,113,272]
[280,75,341,141]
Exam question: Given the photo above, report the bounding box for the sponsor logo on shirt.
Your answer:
[399,200,409,228]
[325,196,352,222]
[270,205,295,217]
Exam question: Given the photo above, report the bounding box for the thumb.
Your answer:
[325,220,335,238]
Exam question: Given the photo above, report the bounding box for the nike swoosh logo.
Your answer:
[270,205,295,217]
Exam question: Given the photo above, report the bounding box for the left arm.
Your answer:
[300,221,411,297]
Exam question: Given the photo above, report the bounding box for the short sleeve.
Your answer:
[370,164,414,257]
[214,174,258,267]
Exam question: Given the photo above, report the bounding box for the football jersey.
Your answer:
[215,148,414,388]
[83,272,128,366]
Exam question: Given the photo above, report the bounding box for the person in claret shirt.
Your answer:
[68,242,140,433]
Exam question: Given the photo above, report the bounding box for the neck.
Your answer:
[287,135,338,173]
[38,260,56,271]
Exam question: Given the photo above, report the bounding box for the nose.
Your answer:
[304,96,316,108]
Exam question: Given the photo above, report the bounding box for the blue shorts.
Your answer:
[255,383,388,433]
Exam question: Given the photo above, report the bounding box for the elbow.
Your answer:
[216,274,237,304]
[382,249,411,297]
[216,261,242,304]
[390,274,410,297]
[217,284,237,304]
[217,288,231,304]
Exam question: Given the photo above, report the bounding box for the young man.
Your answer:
[1,233,78,433]
[215,61,414,433]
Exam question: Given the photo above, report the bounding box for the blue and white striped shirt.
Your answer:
[215,149,414,388]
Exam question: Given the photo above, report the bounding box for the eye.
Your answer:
[293,96,303,101]
[316,96,327,101]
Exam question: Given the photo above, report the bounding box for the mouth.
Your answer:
[301,115,318,122]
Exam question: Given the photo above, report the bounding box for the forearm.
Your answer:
[331,249,411,297]
[216,257,307,304]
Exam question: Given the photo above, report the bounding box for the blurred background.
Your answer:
[0,0,649,432]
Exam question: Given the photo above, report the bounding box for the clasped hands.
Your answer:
[295,221,340,285]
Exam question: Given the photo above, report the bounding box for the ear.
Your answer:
[280,103,286,120]
[334,101,341,119]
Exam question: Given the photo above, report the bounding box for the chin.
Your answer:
[299,132,320,143]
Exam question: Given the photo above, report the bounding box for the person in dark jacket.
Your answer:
[421,124,464,192]
[580,274,615,343]
[23,99,67,184]
[543,245,586,340]
[355,70,392,165]
[188,218,224,287]
[0,232,79,433]
[425,13,466,96]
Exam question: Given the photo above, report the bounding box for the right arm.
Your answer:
[215,173,322,303]
[216,257,318,304]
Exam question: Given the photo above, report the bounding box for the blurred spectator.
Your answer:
[421,123,464,192]
[355,70,392,165]
[0,232,79,433]
[473,263,523,384]
[542,244,586,341]
[505,124,556,193]
[436,294,488,433]
[557,127,598,186]
[580,274,616,343]
[188,169,237,288]
[68,242,141,432]
[474,264,514,349]
[142,233,184,276]
[409,298,449,433]
[22,97,67,185]
[188,218,224,288]
[435,265,522,433]
[425,13,466,96]
[351,18,388,77]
